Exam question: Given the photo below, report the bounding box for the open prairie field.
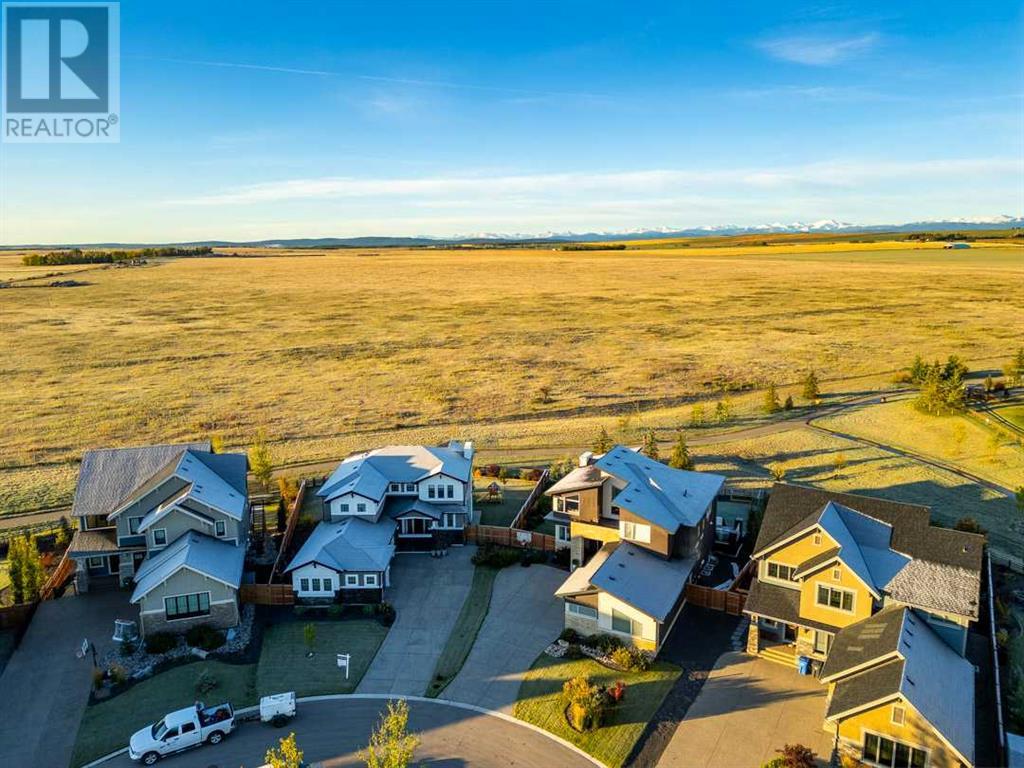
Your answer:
[0,241,1021,514]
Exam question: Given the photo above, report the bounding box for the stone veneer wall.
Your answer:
[139,600,239,637]
[746,621,760,654]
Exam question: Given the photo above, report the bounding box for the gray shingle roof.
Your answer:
[285,517,396,574]
[595,445,725,532]
[72,441,210,518]
[754,484,983,618]
[383,497,455,521]
[130,530,245,602]
[588,541,697,622]
[743,578,842,633]
[67,529,122,556]
[319,444,471,503]
[546,465,605,495]
[820,605,906,681]
[824,606,975,765]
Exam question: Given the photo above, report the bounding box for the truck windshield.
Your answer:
[151,719,167,740]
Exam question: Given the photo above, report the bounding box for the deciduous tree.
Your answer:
[802,370,820,402]
[266,732,303,768]
[250,430,274,492]
[593,426,613,454]
[668,431,694,470]
[362,699,420,768]
[641,429,659,460]
[763,382,781,414]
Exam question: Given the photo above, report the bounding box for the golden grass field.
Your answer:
[0,239,1021,519]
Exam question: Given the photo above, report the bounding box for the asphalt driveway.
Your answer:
[0,590,135,768]
[658,652,835,768]
[356,547,475,696]
[443,563,565,712]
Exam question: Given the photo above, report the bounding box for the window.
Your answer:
[620,521,651,543]
[164,592,210,620]
[832,566,842,582]
[340,503,350,513]
[428,485,436,499]
[446,484,454,499]
[215,520,226,537]
[345,574,359,586]
[442,512,459,528]
[390,483,401,492]
[152,528,167,547]
[180,722,195,735]
[891,705,906,726]
[816,584,854,612]
[311,578,322,591]
[862,732,927,768]
[401,518,430,535]
[365,574,378,587]
[87,556,105,569]
[563,494,580,513]
[767,562,796,581]
[812,533,822,546]
[128,516,144,535]
[404,483,416,492]
[356,502,367,513]
[611,609,636,635]
[300,578,309,592]
[162,727,179,741]
[556,524,570,543]
[567,602,598,619]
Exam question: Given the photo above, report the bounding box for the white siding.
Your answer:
[291,563,340,597]
[418,476,464,503]
[328,493,378,520]
[596,592,658,644]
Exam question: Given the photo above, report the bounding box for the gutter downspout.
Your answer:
[987,551,1007,765]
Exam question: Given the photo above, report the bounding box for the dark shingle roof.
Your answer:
[72,442,210,519]
[820,605,905,681]
[825,658,904,719]
[743,578,842,632]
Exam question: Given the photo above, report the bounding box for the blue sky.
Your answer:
[1,0,1022,243]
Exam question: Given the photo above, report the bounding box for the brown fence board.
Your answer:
[685,582,747,616]
[465,524,556,552]
[239,583,295,606]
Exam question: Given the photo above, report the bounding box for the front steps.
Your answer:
[760,644,798,668]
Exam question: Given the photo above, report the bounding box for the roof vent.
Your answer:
[618,563,625,568]
[608,575,616,581]
[905,676,915,686]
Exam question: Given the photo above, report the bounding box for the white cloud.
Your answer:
[756,32,881,66]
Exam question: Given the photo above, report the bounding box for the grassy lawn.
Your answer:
[256,619,388,697]
[993,401,1024,431]
[426,566,499,697]
[475,480,534,527]
[71,660,257,767]
[514,653,681,768]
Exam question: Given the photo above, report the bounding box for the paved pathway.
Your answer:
[0,590,133,768]
[356,548,475,696]
[96,696,598,768]
[443,563,565,712]
[658,652,834,768]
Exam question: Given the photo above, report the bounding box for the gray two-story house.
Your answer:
[67,441,249,635]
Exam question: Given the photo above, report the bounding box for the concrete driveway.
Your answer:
[443,563,565,713]
[356,547,475,696]
[0,590,135,768]
[96,696,599,768]
[658,652,835,768]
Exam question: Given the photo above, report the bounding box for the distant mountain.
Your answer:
[3,216,1020,250]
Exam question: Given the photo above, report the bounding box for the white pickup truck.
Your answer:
[128,702,234,765]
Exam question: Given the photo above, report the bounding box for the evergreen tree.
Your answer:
[763,382,781,414]
[668,431,694,470]
[714,398,733,424]
[802,370,820,401]
[641,429,659,460]
[909,355,929,385]
[783,394,794,411]
[689,403,706,427]
[592,426,613,454]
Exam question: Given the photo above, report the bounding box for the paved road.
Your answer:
[443,564,565,713]
[356,548,475,696]
[96,697,598,768]
[0,590,132,768]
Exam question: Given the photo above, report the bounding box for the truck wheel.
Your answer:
[142,752,160,766]
[207,730,224,745]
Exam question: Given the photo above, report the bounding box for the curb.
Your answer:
[79,694,604,768]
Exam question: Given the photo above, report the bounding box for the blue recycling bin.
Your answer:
[797,656,811,676]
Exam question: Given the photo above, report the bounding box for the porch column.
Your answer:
[746,619,760,654]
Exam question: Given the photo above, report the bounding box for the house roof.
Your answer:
[130,531,245,602]
[742,578,842,633]
[67,529,122,556]
[594,445,725,532]
[823,606,975,765]
[71,441,210,519]
[319,443,471,503]
[285,517,396,574]
[555,543,615,598]
[754,484,983,618]
[383,497,453,521]
[546,464,605,495]
[573,540,697,622]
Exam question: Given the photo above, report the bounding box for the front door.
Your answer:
[784,624,797,643]
[108,555,120,574]
[813,630,832,655]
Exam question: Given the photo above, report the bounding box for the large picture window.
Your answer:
[767,561,797,581]
[164,591,211,620]
[611,609,637,635]
[566,602,597,619]
[862,732,927,768]
[816,584,854,612]
[400,517,431,535]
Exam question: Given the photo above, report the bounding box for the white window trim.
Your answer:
[764,560,797,585]
[127,516,144,535]
[859,728,929,768]
[365,574,379,587]
[152,528,167,548]
[566,602,598,619]
[890,705,905,726]
[163,590,212,621]
[816,583,856,613]
[299,578,309,592]
[620,520,651,544]
[87,556,105,569]
[215,520,226,537]
[345,574,359,587]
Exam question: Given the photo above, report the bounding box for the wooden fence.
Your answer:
[239,583,295,606]
[39,549,76,600]
[465,524,557,552]
[684,582,747,615]
[509,468,551,529]
[270,479,308,582]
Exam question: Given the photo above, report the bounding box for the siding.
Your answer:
[618,508,671,557]
[138,567,236,611]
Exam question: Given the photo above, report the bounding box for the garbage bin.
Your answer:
[797,656,811,676]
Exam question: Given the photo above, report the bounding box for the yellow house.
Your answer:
[744,485,982,668]
[820,606,975,768]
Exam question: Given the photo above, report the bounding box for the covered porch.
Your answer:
[67,529,145,592]
[743,579,835,674]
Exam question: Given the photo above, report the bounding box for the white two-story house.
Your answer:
[285,441,474,602]
[67,441,250,636]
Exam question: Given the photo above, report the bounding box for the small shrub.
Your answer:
[609,645,651,671]
[772,743,817,768]
[561,675,606,732]
[186,624,226,651]
[144,631,178,655]
[471,545,524,569]
[559,628,581,643]
[195,669,219,696]
[565,643,584,660]
[585,633,624,653]
[108,664,128,686]
[327,603,344,617]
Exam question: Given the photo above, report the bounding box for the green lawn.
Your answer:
[256,619,388,697]
[71,660,257,767]
[514,654,682,768]
[475,480,534,527]
[426,566,499,697]
[993,401,1024,431]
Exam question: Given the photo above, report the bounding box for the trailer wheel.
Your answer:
[142,752,160,766]
[207,730,224,745]
[271,714,289,728]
